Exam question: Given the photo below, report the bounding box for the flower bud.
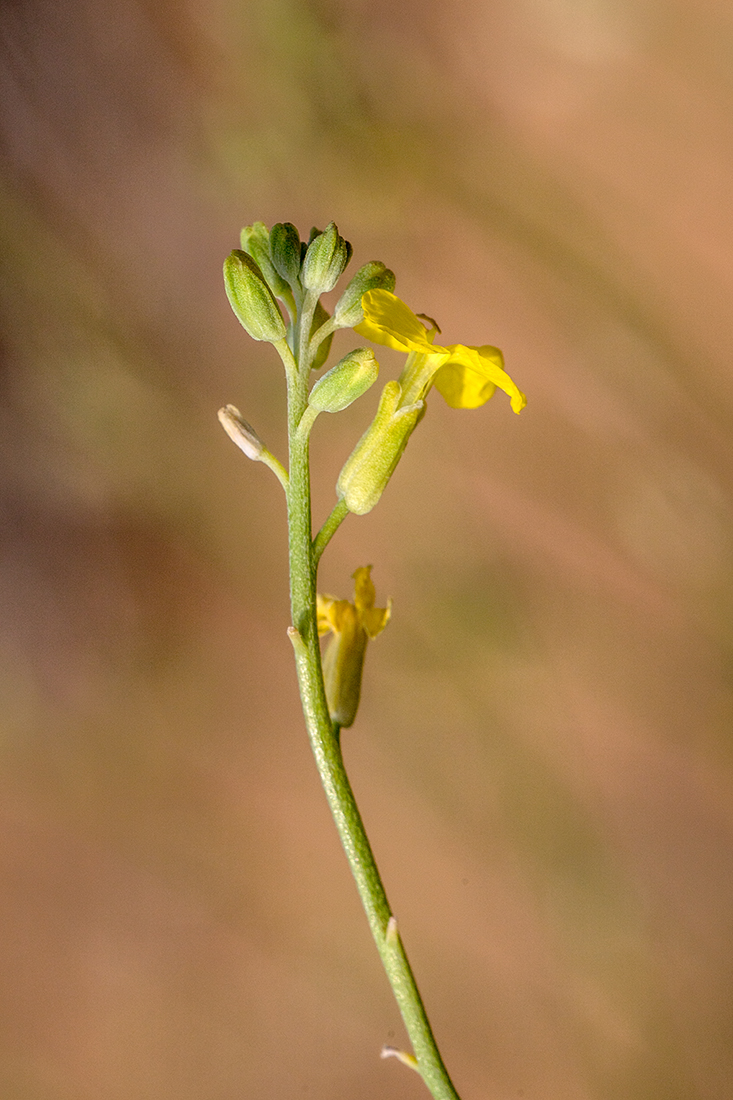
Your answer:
[336,381,424,515]
[240,222,291,301]
[269,222,302,287]
[217,404,264,460]
[301,222,352,293]
[224,250,287,342]
[333,262,396,328]
[309,349,379,413]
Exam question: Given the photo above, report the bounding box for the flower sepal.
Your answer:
[336,381,424,515]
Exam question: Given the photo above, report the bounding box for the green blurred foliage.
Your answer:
[1,1,733,1098]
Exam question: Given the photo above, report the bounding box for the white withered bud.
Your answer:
[217,405,264,460]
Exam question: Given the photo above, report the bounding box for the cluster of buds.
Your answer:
[222,220,420,512]
[224,221,395,366]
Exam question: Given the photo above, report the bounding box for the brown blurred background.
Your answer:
[1,1,733,1098]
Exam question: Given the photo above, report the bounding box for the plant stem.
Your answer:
[259,449,289,491]
[313,498,349,566]
[285,310,461,1100]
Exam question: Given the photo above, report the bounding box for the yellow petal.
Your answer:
[316,593,336,635]
[329,599,356,633]
[355,290,526,412]
[316,593,354,635]
[352,565,376,610]
[355,290,435,353]
[352,566,391,638]
[434,344,526,412]
[361,597,392,639]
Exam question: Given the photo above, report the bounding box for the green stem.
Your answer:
[287,626,460,1100]
[259,448,289,491]
[309,313,337,359]
[295,404,320,447]
[284,302,461,1100]
[313,498,349,566]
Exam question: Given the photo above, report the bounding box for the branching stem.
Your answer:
[313,498,349,566]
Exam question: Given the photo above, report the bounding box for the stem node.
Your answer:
[381,1046,421,1074]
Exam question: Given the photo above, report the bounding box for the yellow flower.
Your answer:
[317,566,391,728]
[355,289,526,413]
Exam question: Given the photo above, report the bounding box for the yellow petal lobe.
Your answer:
[355,290,435,353]
[361,598,392,639]
[353,565,376,611]
[316,593,337,635]
[435,344,527,412]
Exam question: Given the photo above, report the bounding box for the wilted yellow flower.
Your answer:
[355,289,526,412]
[317,567,391,728]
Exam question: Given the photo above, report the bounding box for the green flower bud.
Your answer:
[310,299,334,371]
[224,250,287,342]
[333,262,396,328]
[269,222,302,287]
[336,381,424,515]
[309,348,379,413]
[301,221,352,293]
[240,222,291,301]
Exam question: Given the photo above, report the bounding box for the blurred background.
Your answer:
[2,1,733,1098]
